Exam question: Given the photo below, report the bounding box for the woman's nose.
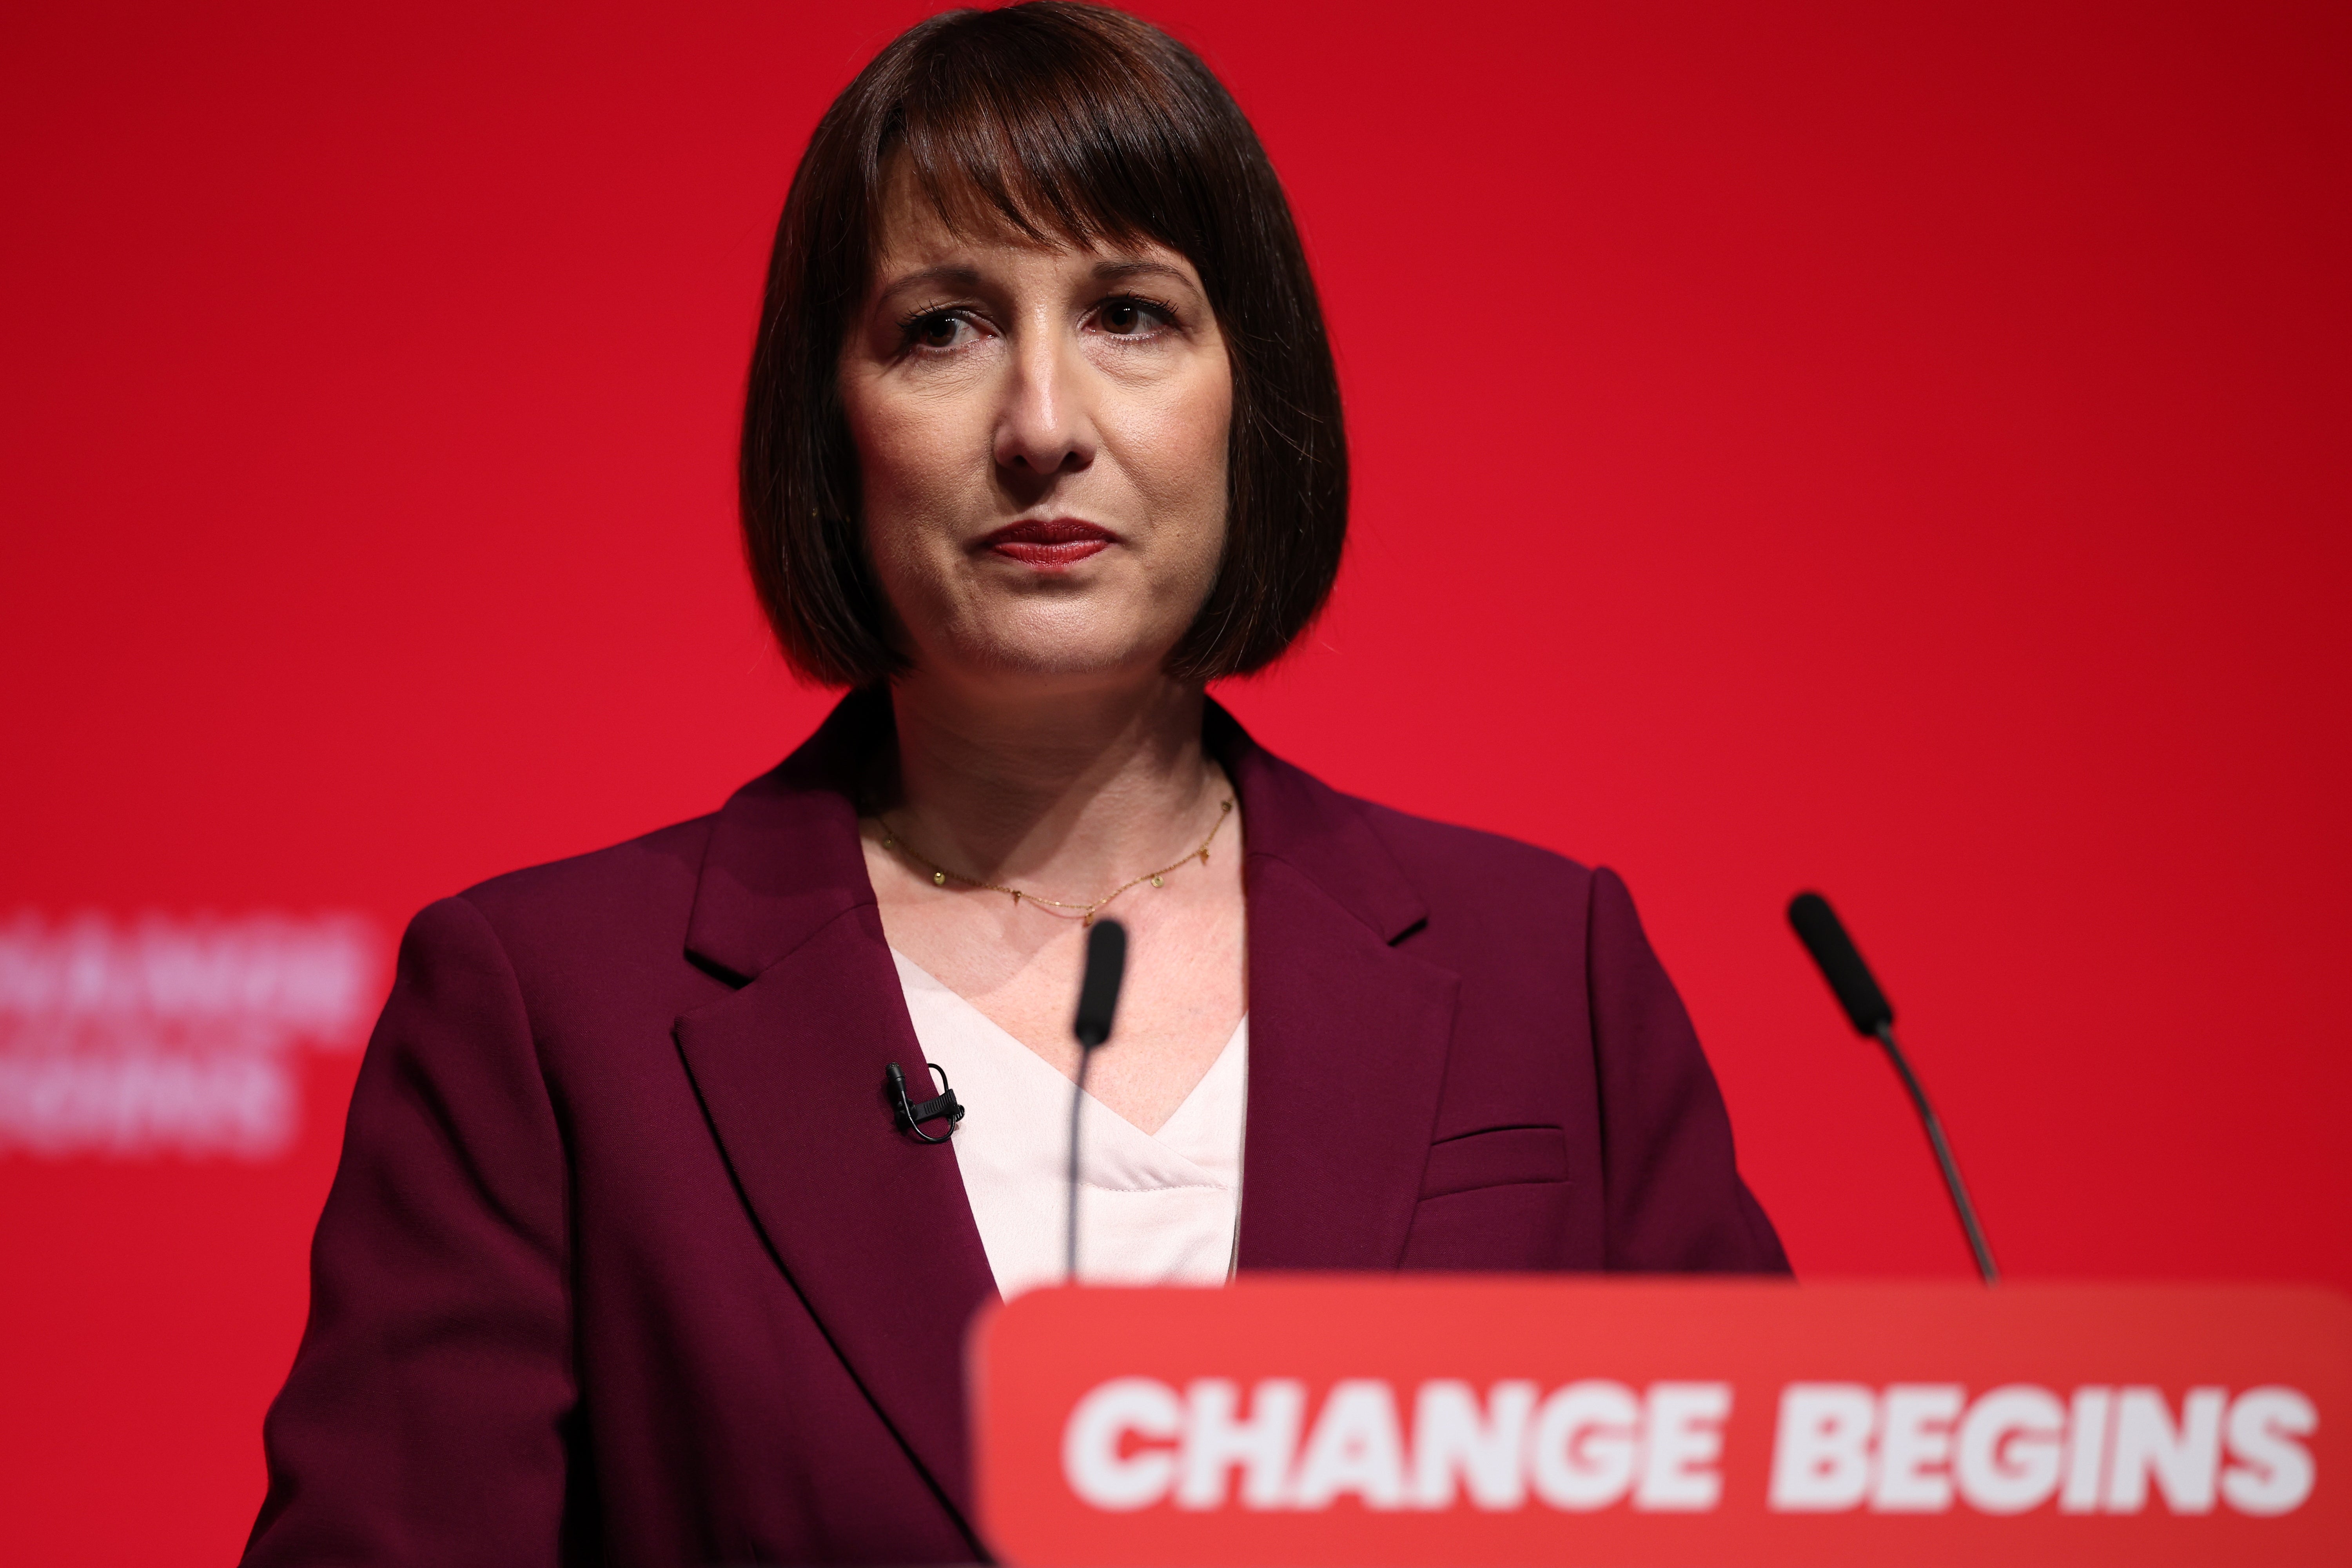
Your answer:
[993,333,1096,481]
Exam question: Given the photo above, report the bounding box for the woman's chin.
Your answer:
[924,621,1188,690]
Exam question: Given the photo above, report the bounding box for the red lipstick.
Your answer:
[976,517,1116,567]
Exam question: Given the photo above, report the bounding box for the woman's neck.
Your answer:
[882,669,1224,900]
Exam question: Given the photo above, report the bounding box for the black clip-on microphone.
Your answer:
[886,1060,965,1145]
[1788,891,2000,1285]
[1067,919,1129,1281]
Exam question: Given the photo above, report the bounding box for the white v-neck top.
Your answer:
[891,949,1247,1300]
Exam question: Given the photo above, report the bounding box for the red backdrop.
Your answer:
[3,1,2345,1561]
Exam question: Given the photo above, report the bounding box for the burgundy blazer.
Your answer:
[244,691,1785,1566]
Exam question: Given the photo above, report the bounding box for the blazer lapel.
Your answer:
[1216,706,1462,1270]
[673,691,997,1537]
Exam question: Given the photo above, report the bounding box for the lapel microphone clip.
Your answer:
[886,1061,965,1144]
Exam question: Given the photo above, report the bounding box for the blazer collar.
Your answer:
[1205,700,1427,944]
[684,686,894,982]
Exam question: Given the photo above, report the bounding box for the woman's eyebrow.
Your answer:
[874,263,982,300]
[1091,258,1194,288]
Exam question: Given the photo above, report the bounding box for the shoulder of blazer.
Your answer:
[1219,712,1599,942]
[1353,793,1597,897]
[439,691,893,980]
[446,811,720,964]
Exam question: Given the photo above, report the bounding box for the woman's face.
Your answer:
[839,164,1233,692]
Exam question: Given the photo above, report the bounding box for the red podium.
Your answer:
[971,1278,2349,1567]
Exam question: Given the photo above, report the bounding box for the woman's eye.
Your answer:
[906,311,973,351]
[1096,298,1169,337]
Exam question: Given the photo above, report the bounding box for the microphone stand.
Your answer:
[1067,1043,1094,1282]
[1789,891,1999,1286]
[1871,1021,1999,1285]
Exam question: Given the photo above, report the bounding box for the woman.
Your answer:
[245,5,1786,1564]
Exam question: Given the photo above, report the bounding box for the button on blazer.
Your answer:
[243,690,1787,1567]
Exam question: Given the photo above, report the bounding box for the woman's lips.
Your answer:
[976,518,1116,567]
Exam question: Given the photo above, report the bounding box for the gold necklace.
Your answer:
[877,797,1235,926]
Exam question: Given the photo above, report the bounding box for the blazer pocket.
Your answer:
[1418,1125,1571,1198]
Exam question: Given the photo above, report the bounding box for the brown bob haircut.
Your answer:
[740,2,1346,686]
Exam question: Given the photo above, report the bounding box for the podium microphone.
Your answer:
[1067,919,1128,1281]
[1787,892,2000,1285]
